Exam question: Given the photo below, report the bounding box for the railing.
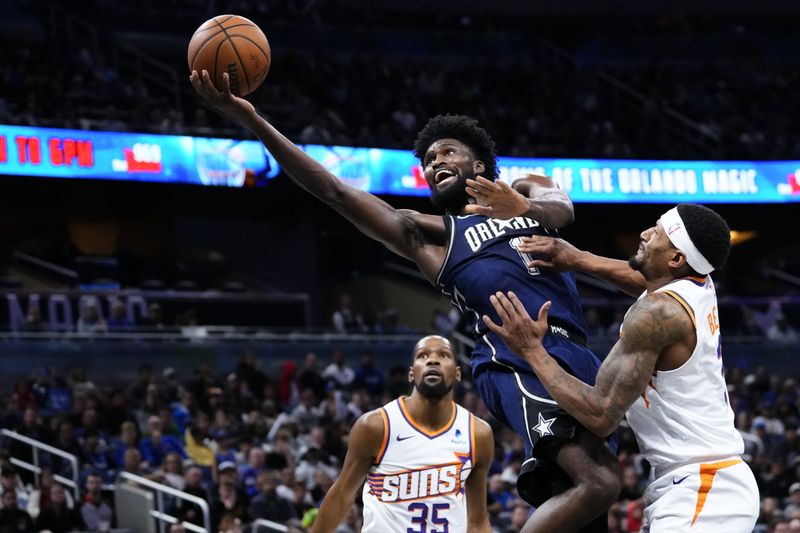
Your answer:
[250,518,289,533]
[116,471,211,533]
[0,429,80,500]
[47,2,182,117]
[533,37,720,157]
[13,251,79,284]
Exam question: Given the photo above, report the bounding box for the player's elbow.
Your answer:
[552,198,575,228]
[588,415,619,438]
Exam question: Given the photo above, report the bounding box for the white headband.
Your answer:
[659,207,714,275]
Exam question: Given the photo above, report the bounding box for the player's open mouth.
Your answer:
[434,168,458,185]
[422,370,444,381]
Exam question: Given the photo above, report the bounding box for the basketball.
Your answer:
[187,15,271,97]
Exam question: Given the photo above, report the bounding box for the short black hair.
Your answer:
[413,114,499,181]
[677,203,731,272]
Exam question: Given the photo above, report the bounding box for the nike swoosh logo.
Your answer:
[396,435,414,442]
[672,475,690,485]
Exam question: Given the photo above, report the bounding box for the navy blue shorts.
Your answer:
[473,336,604,459]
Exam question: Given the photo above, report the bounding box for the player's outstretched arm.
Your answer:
[464,174,574,228]
[515,236,646,296]
[189,70,446,279]
[484,291,691,437]
[309,410,384,533]
[465,417,494,533]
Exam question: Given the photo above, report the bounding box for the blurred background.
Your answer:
[0,0,799,532]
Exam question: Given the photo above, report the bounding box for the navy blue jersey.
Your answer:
[436,214,590,377]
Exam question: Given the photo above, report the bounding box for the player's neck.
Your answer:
[404,394,454,432]
[644,273,680,294]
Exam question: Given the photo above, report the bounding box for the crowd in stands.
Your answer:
[0,342,798,532]
[4,3,800,160]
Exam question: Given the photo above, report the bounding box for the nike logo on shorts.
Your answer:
[672,475,690,485]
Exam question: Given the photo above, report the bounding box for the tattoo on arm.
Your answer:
[530,293,692,435]
[593,293,694,427]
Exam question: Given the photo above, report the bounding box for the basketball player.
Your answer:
[309,335,493,532]
[484,204,760,531]
[191,70,621,531]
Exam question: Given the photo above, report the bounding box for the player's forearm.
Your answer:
[308,486,353,533]
[240,111,348,205]
[524,346,617,437]
[573,251,646,297]
[522,191,574,229]
[467,519,493,533]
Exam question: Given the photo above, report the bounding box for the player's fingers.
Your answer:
[529,260,554,269]
[463,204,492,216]
[201,70,221,96]
[517,237,551,253]
[189,71,202,91]
[489,294,512,324]
[506,291,531,319]
[221,72,233,97]
[476,176,502,191]
[494,292,519,322]
[465,186,480,198]
[496,179,514,192]
[538,301,552,324]
[482,314,502,334]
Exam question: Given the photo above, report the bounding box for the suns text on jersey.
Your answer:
[368,461,469,503]
[463,216,540,252]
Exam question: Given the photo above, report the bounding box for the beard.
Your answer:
[628,255,642,271]
[430,175,470,213]
[414,378,454,401]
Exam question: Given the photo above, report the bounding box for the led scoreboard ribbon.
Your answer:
[1,125,798,202]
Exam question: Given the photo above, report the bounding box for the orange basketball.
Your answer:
[187,14,271,97]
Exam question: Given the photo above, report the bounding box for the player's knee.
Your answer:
[579,466,621,512]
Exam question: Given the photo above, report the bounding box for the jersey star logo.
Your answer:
[494,218,516,230]
[532,413,556,437]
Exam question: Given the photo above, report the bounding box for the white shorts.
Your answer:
[640,457,759,533]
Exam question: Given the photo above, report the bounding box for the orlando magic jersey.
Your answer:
[362,398,475,533]
[437,214,589,376]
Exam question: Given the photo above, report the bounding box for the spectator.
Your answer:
[291,389,322,433]
[295,447,337,490]
[210,482,248,532]
[141,302,164,329]
[237,448,265,498]
[618,466,644,501]
[139,427,186,468]
[235,350,268,401]
[785,483,800,520]
[278,361,300,409]
[0,468,28,511]
[106,300,134,331]
[110,420,139,469]
[322,349,355,390]
[76,302,108,334]
[247,471,296,524]
[78,473,113,532]
[353,352,384,397]
[0,490,33,532]
[149,452,186,491]
[185,412,215,469]
[296,353,325,400]
[487,474,514,514]
[767,315,800,342]
[35,483,83,532]
[175,466,209,525]
[22,303,49,332]
[27,467,74,519]
[331,293,363,334]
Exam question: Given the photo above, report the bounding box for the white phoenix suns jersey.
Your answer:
[625,276,744,468]
[362,397,476,533]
